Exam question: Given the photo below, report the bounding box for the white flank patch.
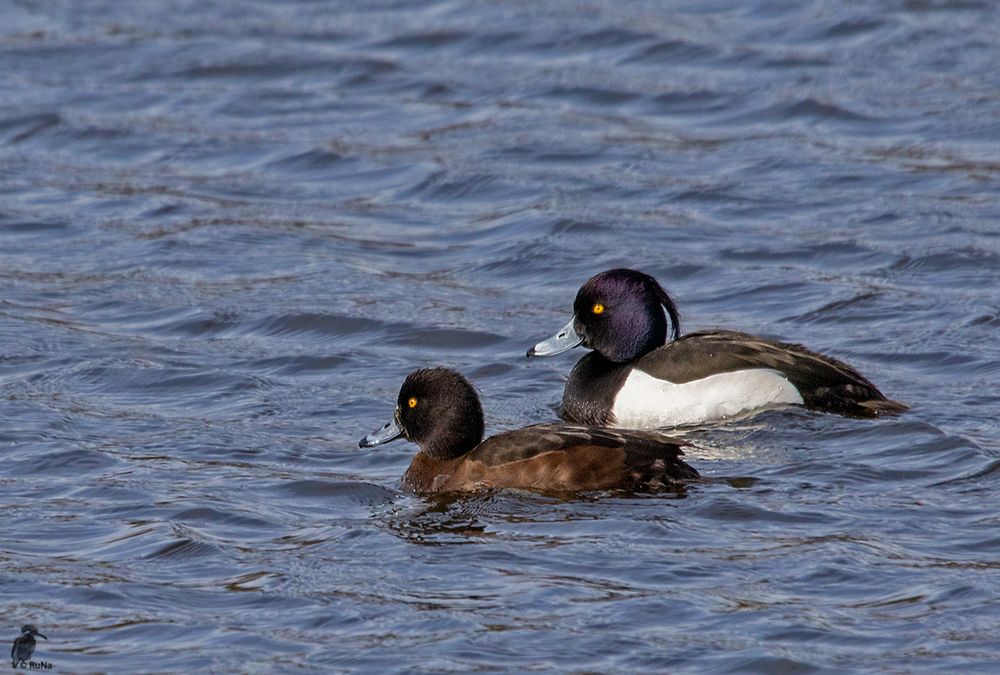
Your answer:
[611,368,804,429]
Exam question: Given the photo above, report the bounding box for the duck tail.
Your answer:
[858,398,909,417]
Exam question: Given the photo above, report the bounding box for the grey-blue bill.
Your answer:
[359,416,404,448]
[527,316,583,357]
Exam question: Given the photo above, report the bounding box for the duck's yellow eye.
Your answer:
[407,397,418,409]
[592,303,605,315]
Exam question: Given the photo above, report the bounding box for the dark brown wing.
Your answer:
[436,423,699,492]
[635,330,906,417]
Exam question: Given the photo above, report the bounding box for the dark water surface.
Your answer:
[3,0,1000,671]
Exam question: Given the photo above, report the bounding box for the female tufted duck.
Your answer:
[359,367,699,494]
[527,268,905,429]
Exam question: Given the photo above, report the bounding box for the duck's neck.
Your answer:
[561,352,632,426]
[402,452,466,493]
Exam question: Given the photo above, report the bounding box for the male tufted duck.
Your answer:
[527,268,906,429]
[359,367,699,493]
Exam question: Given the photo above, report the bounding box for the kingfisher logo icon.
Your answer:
[10,625,51,670]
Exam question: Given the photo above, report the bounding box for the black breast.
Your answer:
[560,352,632,426]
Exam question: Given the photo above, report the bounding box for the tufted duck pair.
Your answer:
[361,269,903,494]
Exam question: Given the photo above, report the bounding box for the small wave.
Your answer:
[541,85,640,107]
[274,479,399,503]
[246,312,383,341]
[380,324,507,350]
[619,38,721,66]
[725,96,875,125]
[8,447,120,477]
[373,30,470,50]
[146,537,221,560]
[263,148,353,174]
[0,112,62,145]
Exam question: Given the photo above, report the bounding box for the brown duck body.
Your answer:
[361,367,701,496]
[401,422,697,494]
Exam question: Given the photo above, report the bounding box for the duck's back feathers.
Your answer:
[635,330,906,417]
[402,423,698,493]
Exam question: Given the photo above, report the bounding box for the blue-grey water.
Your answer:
[2,1,999,672]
